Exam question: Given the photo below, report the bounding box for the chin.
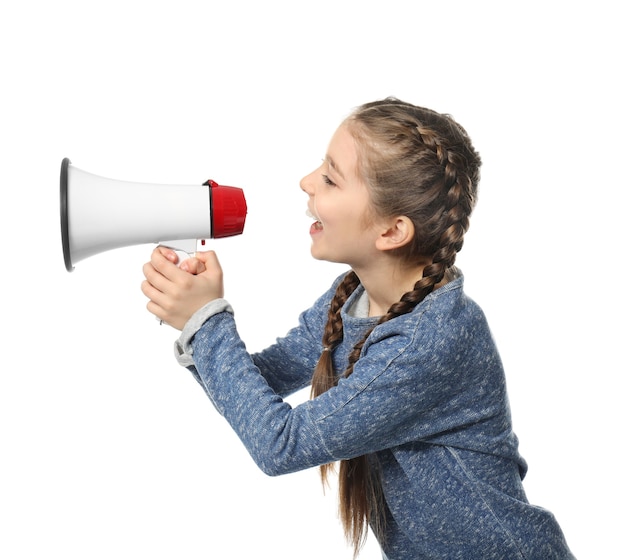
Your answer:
[309,245,328,261]
[310,250,345,267]
[310,250,326,262]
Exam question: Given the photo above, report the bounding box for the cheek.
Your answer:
[313,197,333,223]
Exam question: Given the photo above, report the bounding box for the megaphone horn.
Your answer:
[60,158,247,272]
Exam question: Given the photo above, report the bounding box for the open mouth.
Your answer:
[306,209,324,233]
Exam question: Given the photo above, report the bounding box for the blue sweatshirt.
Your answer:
[174,273,575,559]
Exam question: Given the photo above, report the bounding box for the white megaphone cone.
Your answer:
[60,158,247,271]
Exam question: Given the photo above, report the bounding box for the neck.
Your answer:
[353,259,429,318]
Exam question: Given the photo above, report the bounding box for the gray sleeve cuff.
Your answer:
[173,298,233,367]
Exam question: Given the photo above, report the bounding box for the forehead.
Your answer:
[326,124,359,179]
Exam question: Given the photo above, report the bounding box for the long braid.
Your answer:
[309,98,481,556]
[310,270,361,399]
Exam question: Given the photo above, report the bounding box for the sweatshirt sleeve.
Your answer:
[250,305,327,398]
[249,274,345,397]
[174,298,234,367]
[174,273,340,396]
[187,293,513,476]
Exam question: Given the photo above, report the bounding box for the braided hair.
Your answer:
[309,98,482,555]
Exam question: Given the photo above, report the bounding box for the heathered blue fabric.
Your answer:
[180,273,575,559]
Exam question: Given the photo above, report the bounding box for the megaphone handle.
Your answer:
[172,249,193,265]
[159,239,200,266]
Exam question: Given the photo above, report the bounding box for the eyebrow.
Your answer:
[325,155,345,180]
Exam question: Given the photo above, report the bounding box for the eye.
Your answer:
[322,174,336,187]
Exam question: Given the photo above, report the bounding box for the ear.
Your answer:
[375,216,415,252]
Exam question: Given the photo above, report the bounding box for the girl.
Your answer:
[141,98,575,559]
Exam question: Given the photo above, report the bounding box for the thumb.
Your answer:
[195,250,221,268]
[193,250,223,277]
[179,256,206,275]
[179,251,221,275]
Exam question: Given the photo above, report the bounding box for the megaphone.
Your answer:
[60,158,247,272]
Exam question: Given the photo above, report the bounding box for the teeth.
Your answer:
[306,209,318,220]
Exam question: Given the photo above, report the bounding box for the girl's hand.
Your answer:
[141,246,224,330]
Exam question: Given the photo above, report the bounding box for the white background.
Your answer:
[1,1,623,558]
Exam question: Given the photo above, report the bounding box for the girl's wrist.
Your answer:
[174,298,233,366]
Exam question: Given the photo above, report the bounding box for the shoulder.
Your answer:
[419,274,489,333]
[367,274,494,357]
[358,275,504,395]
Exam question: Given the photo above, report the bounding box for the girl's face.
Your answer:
[300,125,384,269]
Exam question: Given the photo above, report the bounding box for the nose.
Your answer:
[300,169,316,196]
